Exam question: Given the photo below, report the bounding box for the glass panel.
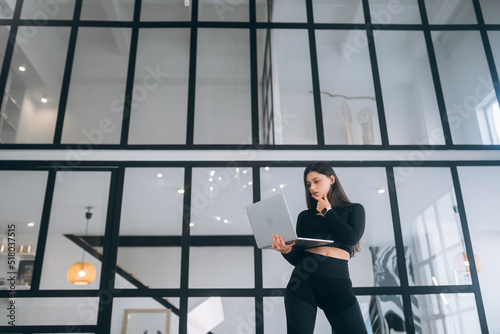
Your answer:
[0,297,99,325]
[432,31,498,145]
[188,297,254,333]
[395,167,465,286]
[21,0,75,20]
[262,249,293,288]
[0,26,71,144]
[369,0,421,24]
[360,295,406,333]
[313,0,365,24]
[0,0,14,18]
[486,32,500,143]
[262,297,286,334]
[189,247,254,288]
[194,29,251,144]
[80,0,134,21]
[128,29,190,145]
[257,29,317,145]
[0,171,48,290]
[335,168,396,287]
[458,166,500,332]
[199,0,249,21]
[375,31,444,145]
[260,167,396,288]
[480,0,500,24]
[424,0,476,24]
[40,171,111,289]
[413,293,481,333]
[0,26,11,143]
[120,168,185,236]
[263,296,337,332]
[110,297,180,334]
[62,27,131,144]
[116,247,181,289]
[488,31,500,86]
[116,168,184,289]
[315,30,381,145]
[0,27,8,55]
[190,167,253,236]
[260,167,306,288]
[141,0,192,21]
[257,0,307,22]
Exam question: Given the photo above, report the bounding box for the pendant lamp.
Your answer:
[453,251,482,275]
[67,207,97,285]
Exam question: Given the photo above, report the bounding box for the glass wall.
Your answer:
[413,293,481,333]
[128,29,190,145]
[194,29,251,144]
[433,30,498,145]
[395,167,465,286]
[115,168,184,289]
[0,163,494,333]
[0,171,48,290]
[375,30,444,145]
[0,0,498,146]
[40,171,111,290]
[458,166,500,332]
[316,30,381,145]
[61,27,131,144]
[0,0,497,333]
[0,25,70,143]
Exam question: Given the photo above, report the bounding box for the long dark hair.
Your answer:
[303,162,361,256]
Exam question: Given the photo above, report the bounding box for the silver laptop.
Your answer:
[245,193,333,249]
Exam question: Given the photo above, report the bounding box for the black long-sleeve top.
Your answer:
[282,203,365,266]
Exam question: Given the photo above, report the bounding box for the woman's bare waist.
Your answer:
[304,246,350,260]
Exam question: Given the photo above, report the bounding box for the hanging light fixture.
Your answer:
[67,207,97,285]
[453,251,482,275]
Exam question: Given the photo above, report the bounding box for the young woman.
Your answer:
[271,162,367,334]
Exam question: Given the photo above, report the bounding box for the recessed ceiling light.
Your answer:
[210,170,216,176]
[272,188,276,192]
[378,188,385,194]
[27,221,35,227]
[19,65,26,72]
[248,181,253,186]
[41,97,48,103]
[177,189,185,194]
[157,173,163,178]
[215,216,221,221]
[264,167,270,171]
[189,222,195,227]
[242,170,248,174]
[279,184,285,189]
[223,219,229,224]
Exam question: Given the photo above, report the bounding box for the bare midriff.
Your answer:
[305,246,350,261]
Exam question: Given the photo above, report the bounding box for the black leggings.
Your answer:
[284,252,367,334]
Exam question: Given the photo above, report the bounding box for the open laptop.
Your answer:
[245,193,333,249]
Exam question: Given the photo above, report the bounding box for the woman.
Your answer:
[272,162,366,334]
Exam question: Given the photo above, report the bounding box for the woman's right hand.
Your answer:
[272,233,294,254]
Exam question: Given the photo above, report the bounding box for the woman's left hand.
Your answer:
[314,193,331,214]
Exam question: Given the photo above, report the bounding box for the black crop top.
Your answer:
[282,203,365,266]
